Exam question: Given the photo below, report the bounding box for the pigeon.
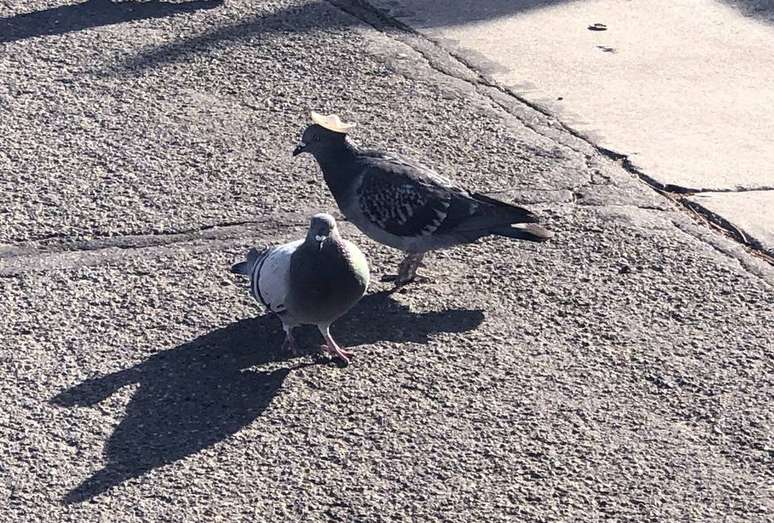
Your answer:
[293,112,552,285]
[231,213,370,364]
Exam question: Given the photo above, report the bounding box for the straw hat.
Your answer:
[311,111,357,133]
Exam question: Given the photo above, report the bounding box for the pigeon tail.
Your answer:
[472,192,539,224]
[491,223,553,242]
[230,261,250,275]
[230,247,265,275]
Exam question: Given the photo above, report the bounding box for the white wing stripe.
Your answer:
[253,239,302,314]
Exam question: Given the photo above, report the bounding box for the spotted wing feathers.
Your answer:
[355,152,536,239]
[358,175,453,237]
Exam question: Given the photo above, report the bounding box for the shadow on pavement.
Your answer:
[52,290,484,504]
[116,0,572,72]
[0,0,224,44]
[6,0,769,72]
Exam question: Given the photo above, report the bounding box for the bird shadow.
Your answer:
[51,290,484,504]
[0,0,224,44]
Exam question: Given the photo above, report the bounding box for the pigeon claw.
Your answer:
[381,273,430,290]
[395,253,425,285]
[320,344,353,365]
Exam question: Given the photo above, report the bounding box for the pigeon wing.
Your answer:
[252,239,303,314]
[355,153,479,238]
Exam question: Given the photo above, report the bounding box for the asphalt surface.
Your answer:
[1,1,773,521]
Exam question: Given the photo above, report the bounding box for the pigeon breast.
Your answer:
[287,239,369,325]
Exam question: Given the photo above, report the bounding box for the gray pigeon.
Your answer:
[231,213,370,364]
[293,112,552,285]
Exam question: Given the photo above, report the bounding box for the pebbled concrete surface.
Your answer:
[1,1,773,521]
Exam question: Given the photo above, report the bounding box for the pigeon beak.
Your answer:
[292,142,306,156]
[314,234,327,249]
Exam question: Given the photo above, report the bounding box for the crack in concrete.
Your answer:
[680,198,774,258]
[0,213,316,277]
[0,236,246,279]
[614,161,774,195]
[680,186,774,194]
[5,219,267,257]
[575,202,668,212]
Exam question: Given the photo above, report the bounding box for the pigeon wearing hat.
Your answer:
[293,112,551,285]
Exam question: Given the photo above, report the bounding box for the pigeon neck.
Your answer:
[304,228,341,246]
[298,232,343,260]
[314,140,359,195]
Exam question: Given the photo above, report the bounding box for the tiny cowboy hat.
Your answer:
[310,111,357,134]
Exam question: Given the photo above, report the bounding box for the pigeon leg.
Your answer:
[319,325,353,363]
[280,324,299,355]
[395,252,425,285]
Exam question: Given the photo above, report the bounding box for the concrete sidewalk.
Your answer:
[368,0,774,254]
[1,1,773,521]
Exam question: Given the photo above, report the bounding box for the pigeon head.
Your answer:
[293,124,347,156]
[306,213,339,248]
[293,124,348,157]
[293,112,356,157]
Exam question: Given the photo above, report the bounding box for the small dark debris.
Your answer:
[597,46,616,53]
[588,23,607,31]
[646,374,678,390]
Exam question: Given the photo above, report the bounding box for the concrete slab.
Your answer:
[688,190,774,253]
[369,0,774,192]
